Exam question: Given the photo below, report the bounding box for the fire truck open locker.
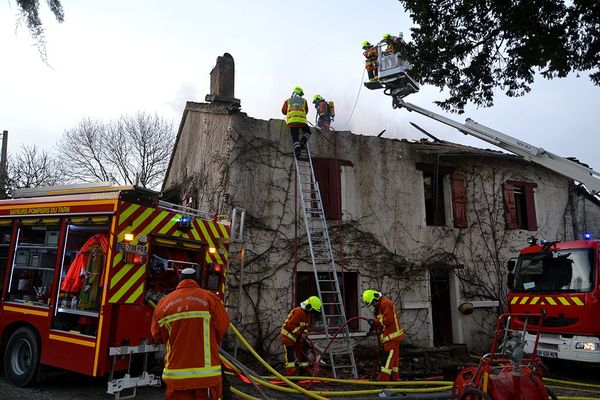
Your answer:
[0,183,231,396]
[367,43,600,363]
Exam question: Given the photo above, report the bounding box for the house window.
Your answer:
[503,181,537,230]
[312,158,352,220]
[295,271,358,330]
[416,163,458,227]
[423,172,446,226]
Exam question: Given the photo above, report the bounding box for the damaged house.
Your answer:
[163,54,599,357]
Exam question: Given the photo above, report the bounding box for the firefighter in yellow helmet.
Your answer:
[363,289,405,381]
[362,40,378,81]
[382,33,404,54]
[280,296,322,376]
[281,86,311,157]
[312,94,333,129]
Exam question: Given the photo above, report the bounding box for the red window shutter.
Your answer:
[313,159,341,220]
[502,182,518,229]
[328,159,342,220]
[451,174,468,228]
[524,184,538,231]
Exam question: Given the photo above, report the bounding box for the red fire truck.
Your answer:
[507,237,600,363]
[0,183,230,396]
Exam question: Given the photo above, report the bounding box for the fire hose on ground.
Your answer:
[226,322,455,399]
[225,322,600,399]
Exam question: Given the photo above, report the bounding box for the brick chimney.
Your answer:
[205,53,241,108]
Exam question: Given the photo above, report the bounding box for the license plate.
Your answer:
[537,350,558,358]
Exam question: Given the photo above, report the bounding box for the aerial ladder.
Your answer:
[292,143,358,378]
[365,42,600,195]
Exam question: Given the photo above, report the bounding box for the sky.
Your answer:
[1,0,599,171]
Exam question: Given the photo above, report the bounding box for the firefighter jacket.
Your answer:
[374,295,404,344]
[316,100,330,120]
[61,233,110,294]
[282,96,308,127]
[151,280,230,391]
[280,306,310,346]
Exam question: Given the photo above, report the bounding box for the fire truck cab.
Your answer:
[0,183,230,395]
[508,237,600,362]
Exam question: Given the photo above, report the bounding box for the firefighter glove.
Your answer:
[367,319,375,335]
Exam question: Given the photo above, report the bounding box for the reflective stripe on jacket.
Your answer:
[151,280,230,390]
[374,295,404,344]
[280,306,309,344]
[283,96,308,126]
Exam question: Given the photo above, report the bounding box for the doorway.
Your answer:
[430,268,453,347]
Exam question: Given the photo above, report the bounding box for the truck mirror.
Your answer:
[507,260,516,272]
[507,272,515,290]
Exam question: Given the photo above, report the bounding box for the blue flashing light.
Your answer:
[583,232,592,240]
[179,214,192,230]
[540,240,550,246]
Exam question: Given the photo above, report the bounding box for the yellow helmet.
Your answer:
[292,86,304,96]
[362,289,382,306]
[312,94,323,103]
[382,33,393,40]
[361,40,371,49]
[301,296,322,312]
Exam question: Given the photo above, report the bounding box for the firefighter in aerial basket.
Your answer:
[363,289,405,381]
[280,296,322,376]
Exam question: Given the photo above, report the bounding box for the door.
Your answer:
[430,268,453,347]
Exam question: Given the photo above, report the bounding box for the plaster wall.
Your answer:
[164,108,582,356]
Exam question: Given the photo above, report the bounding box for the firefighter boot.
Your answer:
[300,134,309,149]
[285,366,298,376]
[293,141,301,157]
[378,371,391,381]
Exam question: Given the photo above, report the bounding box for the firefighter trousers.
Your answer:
[282,340,310,376]
[166,383,223,400]
[379,340,400,381]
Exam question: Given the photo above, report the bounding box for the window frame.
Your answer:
[312,158,352,221]
[503,181,538,230]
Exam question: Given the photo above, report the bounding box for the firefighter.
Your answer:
[280,296,322,376]
[151,268,231,400]
[363,289,405,381]
[312,94,333,129]
[382,33,404,54]
[362,41,378,81]
[281,86,311,157]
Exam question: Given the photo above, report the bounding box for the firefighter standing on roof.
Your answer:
[312,94,333,129]
[282,86,311,157]
[280,296,322,376]
[363,289,405,381]
[151,268,230,400]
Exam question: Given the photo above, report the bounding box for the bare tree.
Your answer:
[9,144,64,189]
[58,113,175,190]
[12,0,65,62]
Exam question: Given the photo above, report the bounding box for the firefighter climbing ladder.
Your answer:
[292,143,358,378]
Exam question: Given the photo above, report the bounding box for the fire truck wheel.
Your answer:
[3,327,40,387]
[459,389,492,400]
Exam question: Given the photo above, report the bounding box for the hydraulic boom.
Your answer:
[365,46,600,195]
